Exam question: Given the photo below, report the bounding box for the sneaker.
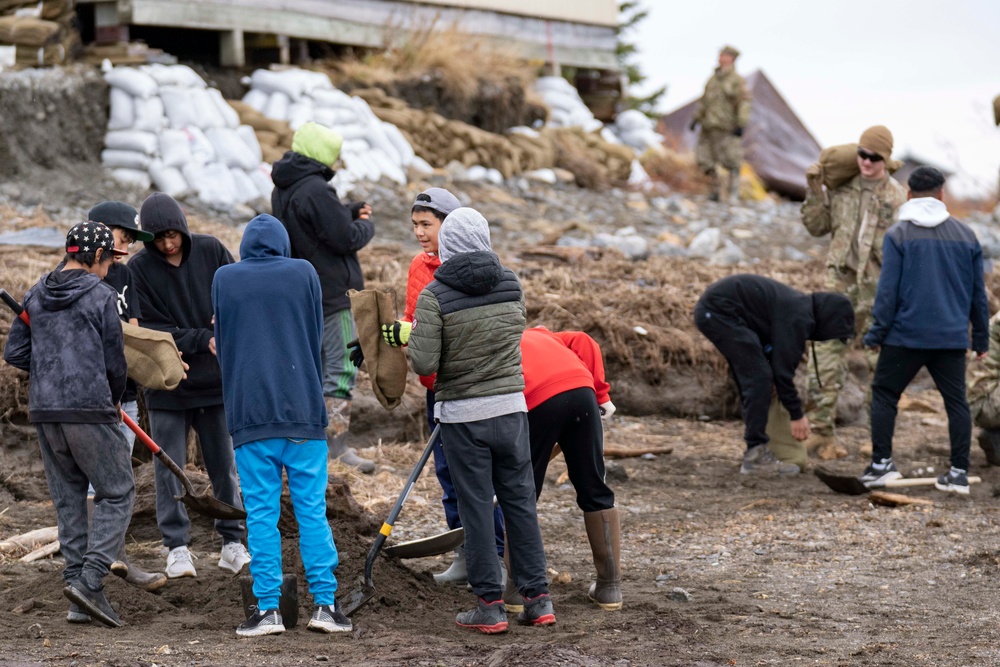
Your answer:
[518,592,556,626]
[740,445,800,475]
[66,602,91,624]
[165,546,197,578]
[859,458,903,488]
[219,542,251,574]
[455,598,508,634]
[307,601,352,634]
[237,607,285,637]
[935,468,970,495]
[63,580,122,628]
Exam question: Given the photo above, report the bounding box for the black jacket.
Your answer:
[103,260,141,402]
[130,194,234,409]
[271,152,374,315]
[4,269,127,423]
[696,274,854,419]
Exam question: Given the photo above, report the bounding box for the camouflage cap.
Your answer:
[720,45,740,58]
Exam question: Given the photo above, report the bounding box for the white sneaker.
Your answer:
[219,542,251,574]
[166,546,197,579]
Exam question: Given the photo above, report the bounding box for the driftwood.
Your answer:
[20,540,60,562]
[603,445,673,458]
[0,526,58,552]
[868,490,934,507]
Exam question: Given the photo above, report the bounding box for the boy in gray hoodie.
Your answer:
[408,208,554,633]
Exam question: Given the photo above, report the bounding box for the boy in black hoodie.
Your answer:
[4,222,133,627]
[694,274,855,474]
[129,193,247,579]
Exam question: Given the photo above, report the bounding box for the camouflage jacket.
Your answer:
[693,66,751,132]
[801,174,907,285]
[969,312,1000,408]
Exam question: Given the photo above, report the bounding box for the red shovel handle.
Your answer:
[121,413,161,455]
[0,289,30,325]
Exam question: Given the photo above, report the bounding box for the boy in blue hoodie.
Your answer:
[212,214,350,638]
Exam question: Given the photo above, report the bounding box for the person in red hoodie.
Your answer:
[380,188,506,586]
[513,326,621,611]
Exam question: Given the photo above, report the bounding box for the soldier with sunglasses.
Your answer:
[801,126,907,458]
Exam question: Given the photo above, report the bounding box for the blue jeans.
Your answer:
[235,438,339,610]
[427,390,504,555]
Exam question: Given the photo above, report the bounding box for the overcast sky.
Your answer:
[630,0,1000,198]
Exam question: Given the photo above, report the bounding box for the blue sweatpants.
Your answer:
[427,390,504,555]
[234,438,339,610]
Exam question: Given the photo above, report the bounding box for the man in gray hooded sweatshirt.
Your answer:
[408,207,554,633]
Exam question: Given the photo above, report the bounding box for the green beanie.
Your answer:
[291,122,343,167]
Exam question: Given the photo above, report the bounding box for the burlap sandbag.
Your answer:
[122,321,185,391]
[765,395,807,468]
[348,289,408,411]
[0,17,61,47]
[807,142,904,192]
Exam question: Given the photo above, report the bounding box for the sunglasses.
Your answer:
[857,148,884,163]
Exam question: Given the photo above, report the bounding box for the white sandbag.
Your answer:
[160,86,200,129]
[349,97,378,124]
[230,168,260,204]
[242,88,269,113]
[580,117,604,133]
[335,123,368,142]
[341,139,370,154]
[149,159,190,198]
[615,109,654,133]
[263,91,291,122]
[159,129,192,168]
[382,122,414,166]
[341,151,378,183]
[193,88,226,130]
[183,126,216,166]
[250,68,331,102]
[205,127,259,171]
[600,126,622,145]
[142,63,206,89]
[485,168,503,185]
[104,67,159,99]
[366,126,402,167]
[408,156,434,176]
[509,126,541,138]
[183,161,237,209]
[312,106,357,128]
[535,76,577,95]
[102,149,151,170]
[108,87,135,131]
[235,124,263,164]
[541,90,581,113]
[110,168,152,190]
[132,95,166,132]
[464,165,489,182]
[287,101,315,130]
[249,164,274,200]
[368,149,406,184]
[105,130,159,155]
[207,88,241,129]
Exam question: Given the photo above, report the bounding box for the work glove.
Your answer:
[599,401,616,419]
[688,119,699,132]
[347,338,364,368]
[381,320,412,347]
[732,127,744,138]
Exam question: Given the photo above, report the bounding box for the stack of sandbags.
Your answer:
[355,87,550,179]
[242,68,416,194]
[102,64,273,208]
[535,76,604,133]
[0,0,77,66]
[610,109,666,155]
[226,99,294,166]
[546,126,634,187]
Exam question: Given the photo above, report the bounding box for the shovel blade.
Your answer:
[814,467,870,496]
[340,584,375,617]
[384,527,465,559]
[178,492,247,520]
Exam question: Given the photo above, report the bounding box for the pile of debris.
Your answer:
[0,0,77,67]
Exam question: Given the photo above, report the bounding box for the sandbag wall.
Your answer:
[240,68,417,196]
[103,64,273,208]
[0,0,77,66]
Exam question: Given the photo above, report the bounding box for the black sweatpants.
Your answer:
[528,387,615,512]
[871,345,970,471]
[694,303,772,449]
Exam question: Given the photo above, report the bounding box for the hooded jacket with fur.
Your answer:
[129,193,234,409]
[4,269,126,423]
[696,274,855,420]
[212,214,328,448]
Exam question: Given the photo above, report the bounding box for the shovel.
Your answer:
[815,467,981,496]
[341,424,440,617]
[1,288,246,521]
[384,527,465,559]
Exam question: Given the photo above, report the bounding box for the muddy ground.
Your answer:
[3,378,1000,667]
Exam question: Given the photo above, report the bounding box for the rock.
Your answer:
[668,587,693,602]
[485,168,504,185]
[652,241,689,258]
[524,168,557,185]
[656,230,684,246]
[592,232,649,260]
[464,165,489,182]
[687,227,721,257]
[444,160,467,181]
[605,461,629,483]
[784,246,810,262]
[552,167,575,183]
[709,239,746,265]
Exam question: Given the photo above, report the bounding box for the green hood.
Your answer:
[291,122,343,167]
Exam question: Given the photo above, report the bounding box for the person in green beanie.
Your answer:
[271,122,376,474]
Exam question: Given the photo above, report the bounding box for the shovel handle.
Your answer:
[122,413,160,454]
[0,289,30,325]
[121,413,195,495]
[882,476,981,488]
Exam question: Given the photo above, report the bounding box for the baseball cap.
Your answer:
[412,188,461,217]
[66,221,126,256]
[88,201,154,242]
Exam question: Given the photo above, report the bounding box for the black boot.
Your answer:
[63,580,122,628]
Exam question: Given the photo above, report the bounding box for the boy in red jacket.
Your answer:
[381,188,506,585]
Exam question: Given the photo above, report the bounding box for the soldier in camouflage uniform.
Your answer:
[969,312,1000,465]
[690,45,751,203]
[801,126,907,458]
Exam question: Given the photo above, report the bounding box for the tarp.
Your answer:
[657,70,821,200]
